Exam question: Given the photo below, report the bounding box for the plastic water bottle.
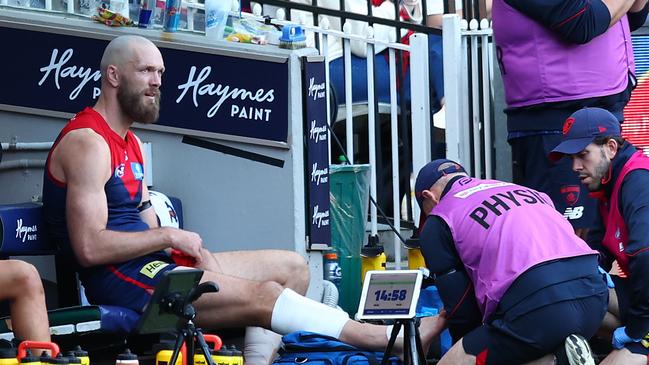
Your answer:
[204,0,231,40]
[323,251,342,288]
[109,0,129,18]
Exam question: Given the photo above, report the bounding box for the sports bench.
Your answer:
[0,194,185,357]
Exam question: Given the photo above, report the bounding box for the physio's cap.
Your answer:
[414,159,466,208]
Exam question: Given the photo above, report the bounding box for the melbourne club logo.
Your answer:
[563,117,575,135]
[560,185,580,206]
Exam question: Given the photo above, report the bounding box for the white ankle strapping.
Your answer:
[270,288,350,338]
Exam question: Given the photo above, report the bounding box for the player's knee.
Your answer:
[245,280,286,323]
[256,280,286,308]
[285,252,309,280]
[275,252,309,287]
[12,261,43,296]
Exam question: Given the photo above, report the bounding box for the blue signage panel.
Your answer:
[0,203,55,255]
[0,26,289,144]
[303,58,331,248]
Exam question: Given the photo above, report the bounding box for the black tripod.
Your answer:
[164,281,219,365]
[380,318,426,365]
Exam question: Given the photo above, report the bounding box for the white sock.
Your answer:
[271,288,350,338]
[243,326,282,365]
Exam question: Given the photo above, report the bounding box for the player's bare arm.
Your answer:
[52,128,200,266]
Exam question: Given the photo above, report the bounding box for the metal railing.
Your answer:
[443,13,494,179]
[270,10,432,268]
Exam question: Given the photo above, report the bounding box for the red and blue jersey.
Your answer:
[42,108,174,311]
[43,107,149,244]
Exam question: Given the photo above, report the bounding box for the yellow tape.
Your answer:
[140,260,169,278]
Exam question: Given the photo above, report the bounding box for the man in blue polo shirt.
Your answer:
[550,107,649,365]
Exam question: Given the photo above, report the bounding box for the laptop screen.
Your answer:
[356,270,423,320]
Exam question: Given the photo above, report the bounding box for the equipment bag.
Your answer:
[273,331,402,365]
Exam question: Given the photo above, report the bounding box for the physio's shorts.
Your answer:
[510,133,597,229]
[462,290,607,364]
[81,251,177,312]
[611,275,649,355]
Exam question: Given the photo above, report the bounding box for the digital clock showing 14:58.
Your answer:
[374,289,408,302]
[361,272,419,316]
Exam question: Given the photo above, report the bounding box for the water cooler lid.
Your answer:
[361,245,384,256]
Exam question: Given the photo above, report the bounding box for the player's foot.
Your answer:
[565,334,595,365]
[418,312,447,352]
[390,312,447,360]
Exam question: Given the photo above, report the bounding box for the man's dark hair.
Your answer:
[592,135,626,146]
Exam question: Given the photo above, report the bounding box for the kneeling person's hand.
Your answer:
[612,326,641,349]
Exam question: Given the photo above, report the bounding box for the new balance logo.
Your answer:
[563,206,584,220]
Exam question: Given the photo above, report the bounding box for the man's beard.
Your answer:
[586,149,611,192]
[117,78,161,124]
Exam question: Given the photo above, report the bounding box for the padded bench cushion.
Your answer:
[0,305,140,339]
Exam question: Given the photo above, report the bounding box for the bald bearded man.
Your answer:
[41,35,446,364]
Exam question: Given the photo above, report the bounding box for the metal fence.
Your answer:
[443,13,494,179]
[247,3,497,266]
[251,1,436,267]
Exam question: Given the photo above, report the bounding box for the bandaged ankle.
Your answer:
[271,288,350,338]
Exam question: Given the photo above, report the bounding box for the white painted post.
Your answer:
[389,47,401,269]
[365,34,378,238]
[321,27,332,164]
[409,32,431,231]
[470,19,482,177]
[481,19,493,179]
[442,14,462,164]
[343,22,354,163]
[459,19,471,173]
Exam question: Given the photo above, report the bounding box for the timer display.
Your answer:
[358,271,421,319]
[374,289,408,302]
